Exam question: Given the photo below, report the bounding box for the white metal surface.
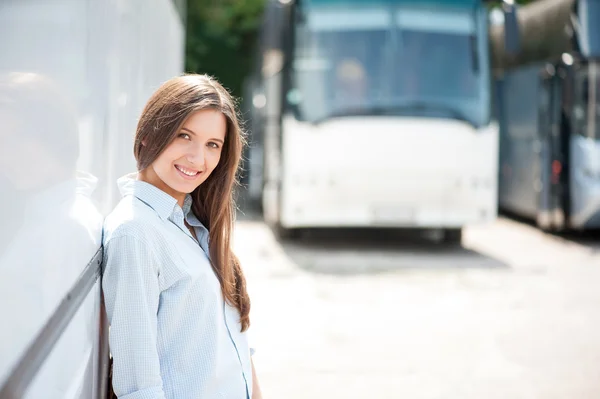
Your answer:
[0,0,184,397]
[277,116,498,228]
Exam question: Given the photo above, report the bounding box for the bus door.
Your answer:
[536,64,555,229]
[557,63,573,229]
[538,62,567,230]
[547,63,568,230]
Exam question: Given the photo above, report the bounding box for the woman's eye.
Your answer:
[178,133,191,140]
[208,142,220,149]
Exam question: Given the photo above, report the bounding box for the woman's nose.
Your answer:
[187,145,205,166]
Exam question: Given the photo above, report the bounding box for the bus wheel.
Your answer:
[273,224,299,241]
[536,210,552,231]
[443,228,462,244]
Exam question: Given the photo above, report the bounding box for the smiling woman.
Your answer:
[102,74,262,399]
[139,108,227,204]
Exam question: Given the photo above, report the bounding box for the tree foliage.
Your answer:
[185,0,267,98]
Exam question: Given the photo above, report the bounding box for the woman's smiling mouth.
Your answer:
[175,164,200,179]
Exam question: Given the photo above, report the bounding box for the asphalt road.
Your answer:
[234,215,600,399]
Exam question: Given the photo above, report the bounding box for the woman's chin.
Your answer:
[167,178,201,195]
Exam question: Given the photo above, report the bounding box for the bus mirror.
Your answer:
[502,0,520,55]
[263,0,292,51]
[262,49,284,78]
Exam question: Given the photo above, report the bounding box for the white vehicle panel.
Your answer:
[0,0,184,396]
[278,116,498,228]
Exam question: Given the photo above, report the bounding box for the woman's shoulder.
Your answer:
[102,196,163,246]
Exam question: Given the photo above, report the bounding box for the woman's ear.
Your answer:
[141,139,147,146]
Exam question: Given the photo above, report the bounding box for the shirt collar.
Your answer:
[117,173,183,221]
[182,194,193,217]
[185,205,204,227]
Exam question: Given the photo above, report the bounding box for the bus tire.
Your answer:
[443,228,462,244]
[273,224,299,240]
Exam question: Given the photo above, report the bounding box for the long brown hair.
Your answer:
[133,74,250,331]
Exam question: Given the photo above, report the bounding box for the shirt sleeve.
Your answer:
[102,235,166,399]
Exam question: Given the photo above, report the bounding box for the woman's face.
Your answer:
[142,109,227,203]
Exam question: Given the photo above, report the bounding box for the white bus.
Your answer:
[245,0,517,241]
[0,1,184,397]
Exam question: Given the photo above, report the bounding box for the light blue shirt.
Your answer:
[102,173,253,399]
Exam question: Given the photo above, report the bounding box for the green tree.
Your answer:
[185,0,266,98]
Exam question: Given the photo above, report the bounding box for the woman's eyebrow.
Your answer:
[181,127,197,136]
[182,126,224,144]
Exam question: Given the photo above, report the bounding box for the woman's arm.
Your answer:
[103,234,166,399]
[251,358,263,399]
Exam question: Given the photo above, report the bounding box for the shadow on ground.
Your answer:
[500,210,600,253]
[237,190,509,275]
[277,228,509,275]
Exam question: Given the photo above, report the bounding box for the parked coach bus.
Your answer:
[492,0,600,231]
[244,0,518,241]
[0,1,185,398]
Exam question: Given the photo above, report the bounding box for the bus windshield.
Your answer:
[289,5,489,127]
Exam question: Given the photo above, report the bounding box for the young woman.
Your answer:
[102,74,262,399]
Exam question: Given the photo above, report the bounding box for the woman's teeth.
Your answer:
[175,165,198,176]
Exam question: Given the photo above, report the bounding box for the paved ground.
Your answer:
[233,215,600,399]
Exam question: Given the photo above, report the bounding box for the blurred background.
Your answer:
[1,0,600,398]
